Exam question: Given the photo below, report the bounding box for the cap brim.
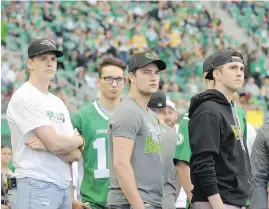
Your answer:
[152,60,166,71]
[29,50,63,58]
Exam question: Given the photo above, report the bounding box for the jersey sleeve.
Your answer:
[109,108,142,141]
[174,114,191,164]
[8,96,51,135]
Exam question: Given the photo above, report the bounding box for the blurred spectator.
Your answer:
[2,64,17,87]
[159,79,169,94]
[99,30,117,57]
[1,53,10,76]
[1,145,13,207]
[3,84,14,101]
[1,145,12,174]
[132,31,148,54]
[1,1,268,121]
[261,75,269,109]
[85,71,97,89]
[244,77,261,97]
[186,76,199,95]
[117,29,130,63]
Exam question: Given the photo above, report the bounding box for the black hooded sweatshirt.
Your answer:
[188,89,251,206]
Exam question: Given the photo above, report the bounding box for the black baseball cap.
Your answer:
[148,90,166,108]
[28,38,63,58]
[205,48,244,80]
[127,52,166,73]
[203,54,214,73]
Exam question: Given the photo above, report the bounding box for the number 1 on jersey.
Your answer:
[93,137,110,178]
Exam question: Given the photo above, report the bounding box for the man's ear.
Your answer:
[28,58,34,71]
[96,77,101,88]
[129,72,135,84]
[213,69,221,81]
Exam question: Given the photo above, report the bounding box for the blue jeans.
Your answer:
[7,177,71,209]
[107,204,161,209]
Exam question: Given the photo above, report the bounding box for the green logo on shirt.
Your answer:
[177,133,184,145]
[46,111,65,123]
[145,137,162,153]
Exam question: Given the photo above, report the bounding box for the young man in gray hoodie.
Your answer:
[249,120,269,209]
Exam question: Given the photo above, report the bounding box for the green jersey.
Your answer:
[174,113,191,208]
[174,113,191,164]
[71,101,110,209]
[174,106,247,208]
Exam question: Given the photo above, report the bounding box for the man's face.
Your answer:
[164,106,177,128]
[28,52,57,80]
[214,60,245,92]
[98,65,125,100]
[130,63,160,96]
[1,147,12,165]
[264,78,269,85]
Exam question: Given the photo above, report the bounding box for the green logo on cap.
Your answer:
[145,53,155,60]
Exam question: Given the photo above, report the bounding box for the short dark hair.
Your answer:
[98,55,127,78]
[1,145,11,150]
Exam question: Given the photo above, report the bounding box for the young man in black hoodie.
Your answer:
[188,49,250,209]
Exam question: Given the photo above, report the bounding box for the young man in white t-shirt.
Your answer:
[6,38,84,209]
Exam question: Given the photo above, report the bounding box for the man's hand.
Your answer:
[25,136,48,151]
[1,204,10,209]
[72,200,91,209]
[74,128,80,136]
[208,194,225,209]
[74,128,84,152]
[187,192,193,203]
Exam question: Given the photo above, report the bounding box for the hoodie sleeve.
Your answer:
[189,112,222,197]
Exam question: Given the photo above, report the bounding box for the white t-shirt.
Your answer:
[72,159,84,201]
[176,188,187,208]
[7,82,73,188]
[247,122,257,156]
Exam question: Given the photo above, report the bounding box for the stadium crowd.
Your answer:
[1,1,269,209]
[1,1,268,120]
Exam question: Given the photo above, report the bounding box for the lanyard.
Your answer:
[231,101,246,153]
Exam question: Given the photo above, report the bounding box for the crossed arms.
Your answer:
[25,125,83,162]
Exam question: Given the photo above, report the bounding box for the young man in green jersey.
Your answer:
[173,54,250,209]
[71,56,126,209]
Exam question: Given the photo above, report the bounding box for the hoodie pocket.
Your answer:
[227,174,249,201]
